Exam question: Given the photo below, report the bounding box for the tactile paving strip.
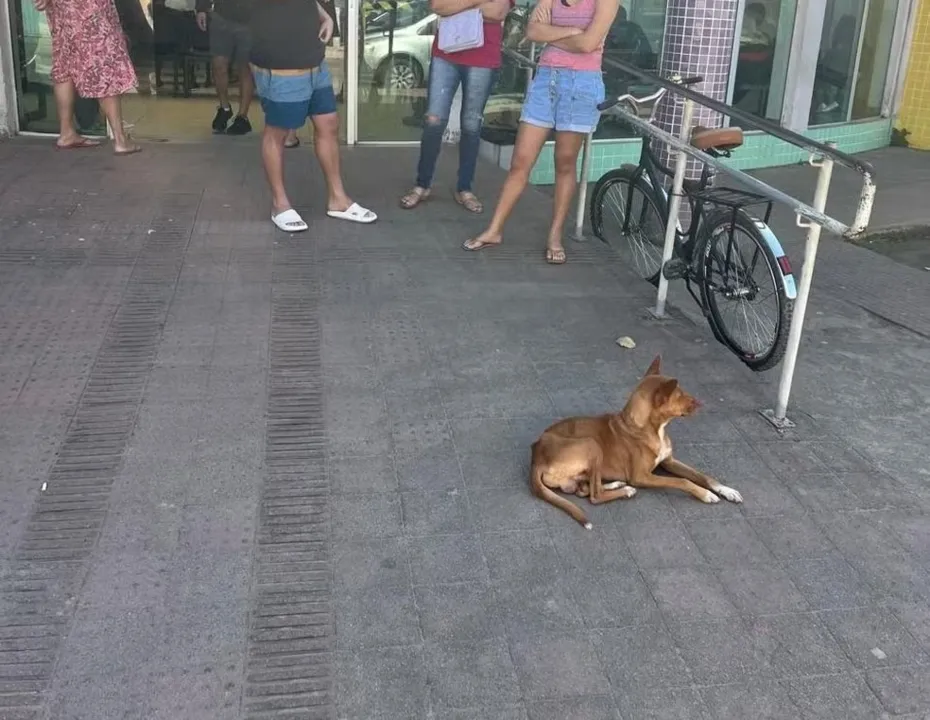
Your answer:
[244,240,332,720]
[0,195,199,720]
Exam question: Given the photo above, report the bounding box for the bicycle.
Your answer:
[588,77,798,372]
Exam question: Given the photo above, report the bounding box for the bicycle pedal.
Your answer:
[662,258,688,280]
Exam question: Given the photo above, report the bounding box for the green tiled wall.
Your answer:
[526,118,892,184]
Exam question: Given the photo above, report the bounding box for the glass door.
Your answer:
[354,0,436,141]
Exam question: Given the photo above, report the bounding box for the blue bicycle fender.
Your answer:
[753,219,798,300]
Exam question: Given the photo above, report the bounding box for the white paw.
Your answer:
[702,491,720,504]
[603,481,626,491]
[622,487,637,498]
[584,522,593,531]
[716,485,743,503]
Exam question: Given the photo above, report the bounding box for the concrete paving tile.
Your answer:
[783,673,886,720]
[819,607,930,669]
[336,646,429,719]
[335,584,420,651]
[426,638,522,709]
[401,488,474,536]
[593,625,692,692]
[643,566,739,622]
[509,632,609,701]
[415,583,504,645]
[395,450,464,491]
[699,680,798,720]
[865,666,930,716]
[407,533,489,586]
[527,697,620,720]
[750,613,854,678]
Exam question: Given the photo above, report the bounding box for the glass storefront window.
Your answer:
[810,0,899,125]
[732,0,796,120]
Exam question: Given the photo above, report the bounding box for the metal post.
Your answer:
[527,42,537,87]
[653,97,696,318]
[762,144,836,428]
[851,174,876,236]
[573,133,593,242]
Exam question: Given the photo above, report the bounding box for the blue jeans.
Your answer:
[415,55,498,193]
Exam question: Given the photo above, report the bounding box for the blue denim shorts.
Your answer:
[520,66,605,134]
[252,61,338,130]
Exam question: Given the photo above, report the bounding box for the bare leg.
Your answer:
[661,457,742,503]
[547,131,586,263]
[53,81,97,148]
[310,112,352,212]
[463,122,550,250]
[212,56,231,109]
[261,124,291,214]
[236,61,254,117]
[98,96,139,154]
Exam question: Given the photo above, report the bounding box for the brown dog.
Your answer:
[530,355,743,528]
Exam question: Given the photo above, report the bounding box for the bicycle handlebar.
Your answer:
[596,75,703,113]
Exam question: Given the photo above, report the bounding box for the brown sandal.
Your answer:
[455,191,483,213]
[546,247,566,265]
[400,187,430,209]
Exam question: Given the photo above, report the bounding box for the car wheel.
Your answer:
[378,56,423,90]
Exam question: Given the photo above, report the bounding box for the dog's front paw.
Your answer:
[603,481,627,491]
[621,487,637,499]
[716,485,743,503]
[700,490,720,504]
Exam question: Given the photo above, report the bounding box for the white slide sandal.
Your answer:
[271,208,309,233]
[326,202,378,224]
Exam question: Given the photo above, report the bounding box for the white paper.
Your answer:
[437,8,485,54]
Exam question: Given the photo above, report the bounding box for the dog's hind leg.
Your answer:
[660,458,743,503]
[628,470,720,504]
[589,454,637,504]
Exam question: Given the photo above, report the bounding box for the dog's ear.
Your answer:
[645,354,662,376]
[653,378,679,405]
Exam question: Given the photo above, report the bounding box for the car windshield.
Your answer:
[365,0,431,33]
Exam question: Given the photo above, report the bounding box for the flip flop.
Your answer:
[285,139,300,149]
[462,237,501,252]
[114,146,143,157]
[546,247,567,264]
[56,137,100,150]
[400,187,430,209]
[271,208,309,233]
[326,202,377,224]
[454,191,484,214]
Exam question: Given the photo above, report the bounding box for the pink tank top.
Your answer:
[538,0,603,72]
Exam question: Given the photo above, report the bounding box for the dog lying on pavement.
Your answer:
[530,355,743,528]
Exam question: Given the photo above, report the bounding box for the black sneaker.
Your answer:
[226,115,252,136]
[212,106,233,133]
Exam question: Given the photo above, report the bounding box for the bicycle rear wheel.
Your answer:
[590,167,668,285]
[697,209,792,372]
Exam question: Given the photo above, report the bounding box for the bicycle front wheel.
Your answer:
[590,167,668,285]
[697,209,793,372]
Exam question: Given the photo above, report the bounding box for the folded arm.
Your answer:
[430,0,484,17]
[549,0,620,53]
[480,0,510,22]
[525,0,581,43]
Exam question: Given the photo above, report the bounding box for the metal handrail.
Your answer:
[601,56,875,178]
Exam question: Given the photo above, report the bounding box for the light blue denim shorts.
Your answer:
[519,66,605,134]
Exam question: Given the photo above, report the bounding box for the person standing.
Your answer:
[195,0,254,134]
[34,0,141,154]
[398,0,512,214]
[250,0,377,232]
[463,0,618,263]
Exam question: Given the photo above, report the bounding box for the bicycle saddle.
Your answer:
[691,126,744,151]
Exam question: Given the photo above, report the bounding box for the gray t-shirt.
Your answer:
[250,0,326,70]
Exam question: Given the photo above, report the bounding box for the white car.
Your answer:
[363,2,436,89]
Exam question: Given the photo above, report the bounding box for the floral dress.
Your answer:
[46,0,137,98]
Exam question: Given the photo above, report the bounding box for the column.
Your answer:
[895,0,930,148]
[654,0,740,180]
[0,0,17,136]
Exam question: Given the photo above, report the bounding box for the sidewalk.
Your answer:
[0,137,929,720]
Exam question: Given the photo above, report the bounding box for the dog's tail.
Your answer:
[530,463,592,530]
